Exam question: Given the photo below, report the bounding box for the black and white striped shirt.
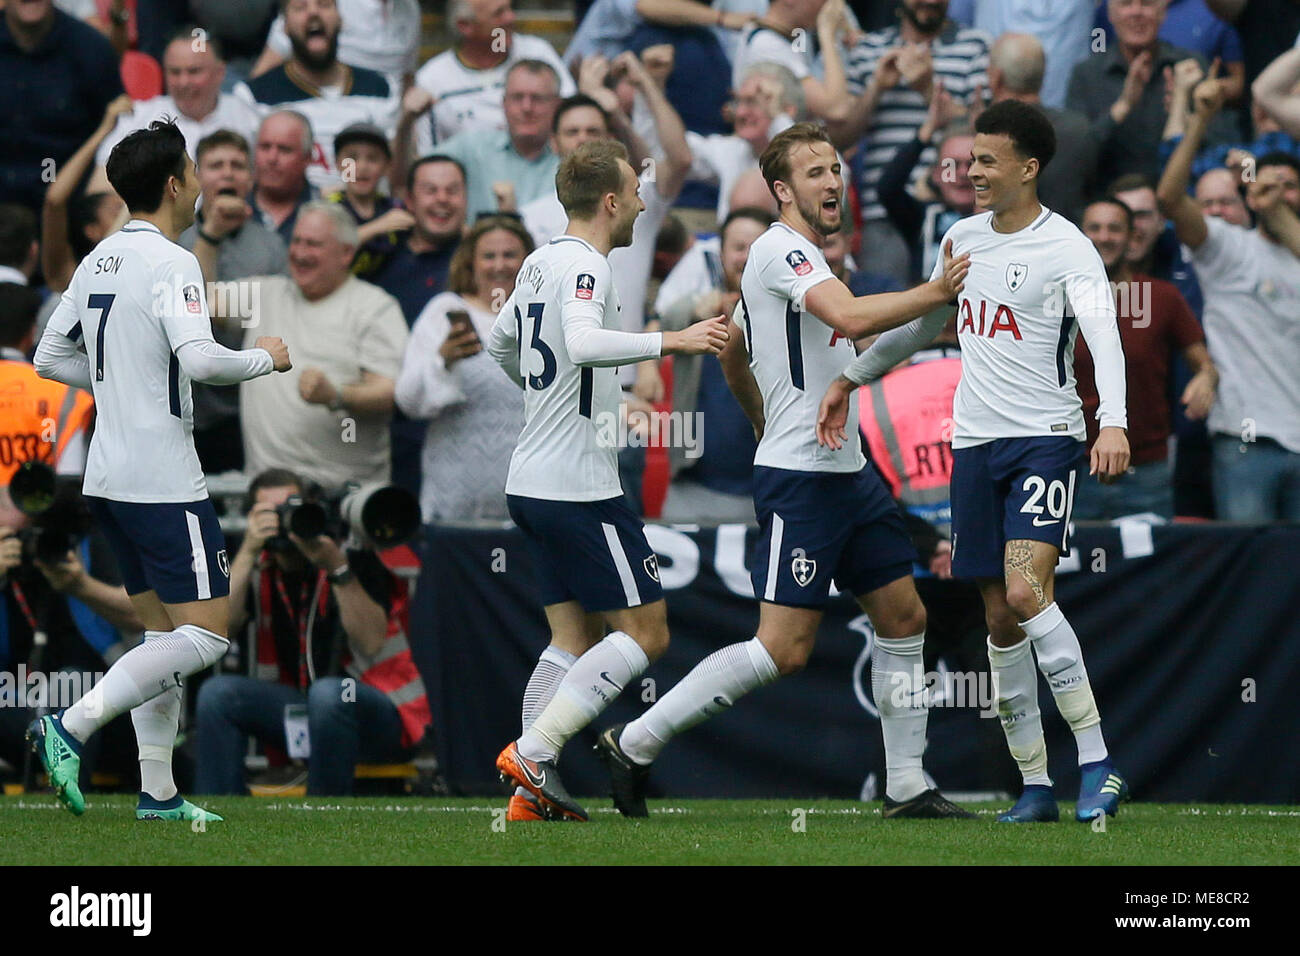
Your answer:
[845,21,990,222]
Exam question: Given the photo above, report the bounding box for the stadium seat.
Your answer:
[120,50,163,101]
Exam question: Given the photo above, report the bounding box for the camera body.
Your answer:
[270,482,419,552]
[9,462,92,566]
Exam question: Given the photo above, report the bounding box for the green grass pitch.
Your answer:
[2,796,1297,865]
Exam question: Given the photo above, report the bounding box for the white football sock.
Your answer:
[131,630,181,801]
[61,624,228,743]
[521,645,577,733]
[516,631,647,763]
[1022,602,1108,765]
[872,632,930,802]
[987,635,1051,787]
[515,645,577,798]
[619,637,779,766]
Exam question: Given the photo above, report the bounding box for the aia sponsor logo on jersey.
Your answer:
[785,249,813,276]
[182,283,202,314]
[575,273,595,300]
[958,299,1023,339]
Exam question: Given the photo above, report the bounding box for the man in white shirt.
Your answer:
[686,62,803,221]
[30,119,291,822]
[235,202,410,488]
[823,101,1131,824]
[487,139,728,822]
[95,27,262,169]
[596,122,974,820]
[412,0,575,151]
[1158,65,1300,521]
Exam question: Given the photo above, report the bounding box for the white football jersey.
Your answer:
[737,222,864,473]
[493,236,658,502]
[44,222,240,502]
[931,207,1126,448]
[522,171,669,386]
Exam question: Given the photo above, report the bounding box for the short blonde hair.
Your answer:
[556,139,629,219]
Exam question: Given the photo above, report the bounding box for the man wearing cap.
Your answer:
[328,122,412,276]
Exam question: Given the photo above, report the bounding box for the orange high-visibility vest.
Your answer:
[343,580,432,748]
[858,352,962,533]
[0,359,94,483]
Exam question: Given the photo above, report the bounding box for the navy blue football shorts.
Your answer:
[86,496,230,603]
[949,436,1085,579]
[749,465,916,609]
[507,493,664,612]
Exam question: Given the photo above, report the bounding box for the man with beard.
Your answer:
[594,123,974,821]
[1158,66,1300,521]
[487,140,730,821]
[1073,198,1215,521]
[236,0,397,192]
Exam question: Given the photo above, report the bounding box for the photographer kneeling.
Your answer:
[194,469,431,795]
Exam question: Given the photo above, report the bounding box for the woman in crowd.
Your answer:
[396,215,533,523]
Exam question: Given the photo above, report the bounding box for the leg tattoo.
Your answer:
[1005,540,1046,610]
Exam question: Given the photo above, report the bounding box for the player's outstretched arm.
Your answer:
[175,336,289,384]
[804,239,969,340]
[563,306,727,366]
[718,309,764,441]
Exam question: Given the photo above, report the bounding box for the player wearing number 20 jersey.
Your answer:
[838,102,1130,824]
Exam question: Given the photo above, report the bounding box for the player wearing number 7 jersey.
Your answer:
[486,140,728,821]
[819,101,1132,823]
[28,119,292,821]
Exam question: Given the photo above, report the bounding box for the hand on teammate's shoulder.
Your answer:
[255,336,292,372]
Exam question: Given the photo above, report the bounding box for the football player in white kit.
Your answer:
[819,101,1132,823]
[595,122,977,819]
[488,139,729,821]
[28,119,292,820]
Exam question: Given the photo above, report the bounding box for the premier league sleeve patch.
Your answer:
[182,283,202,313]
[785,249,813,276]
[575,273,595,300]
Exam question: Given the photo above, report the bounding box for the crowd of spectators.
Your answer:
[3,0,1300,790]
[5,0,1300,521]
